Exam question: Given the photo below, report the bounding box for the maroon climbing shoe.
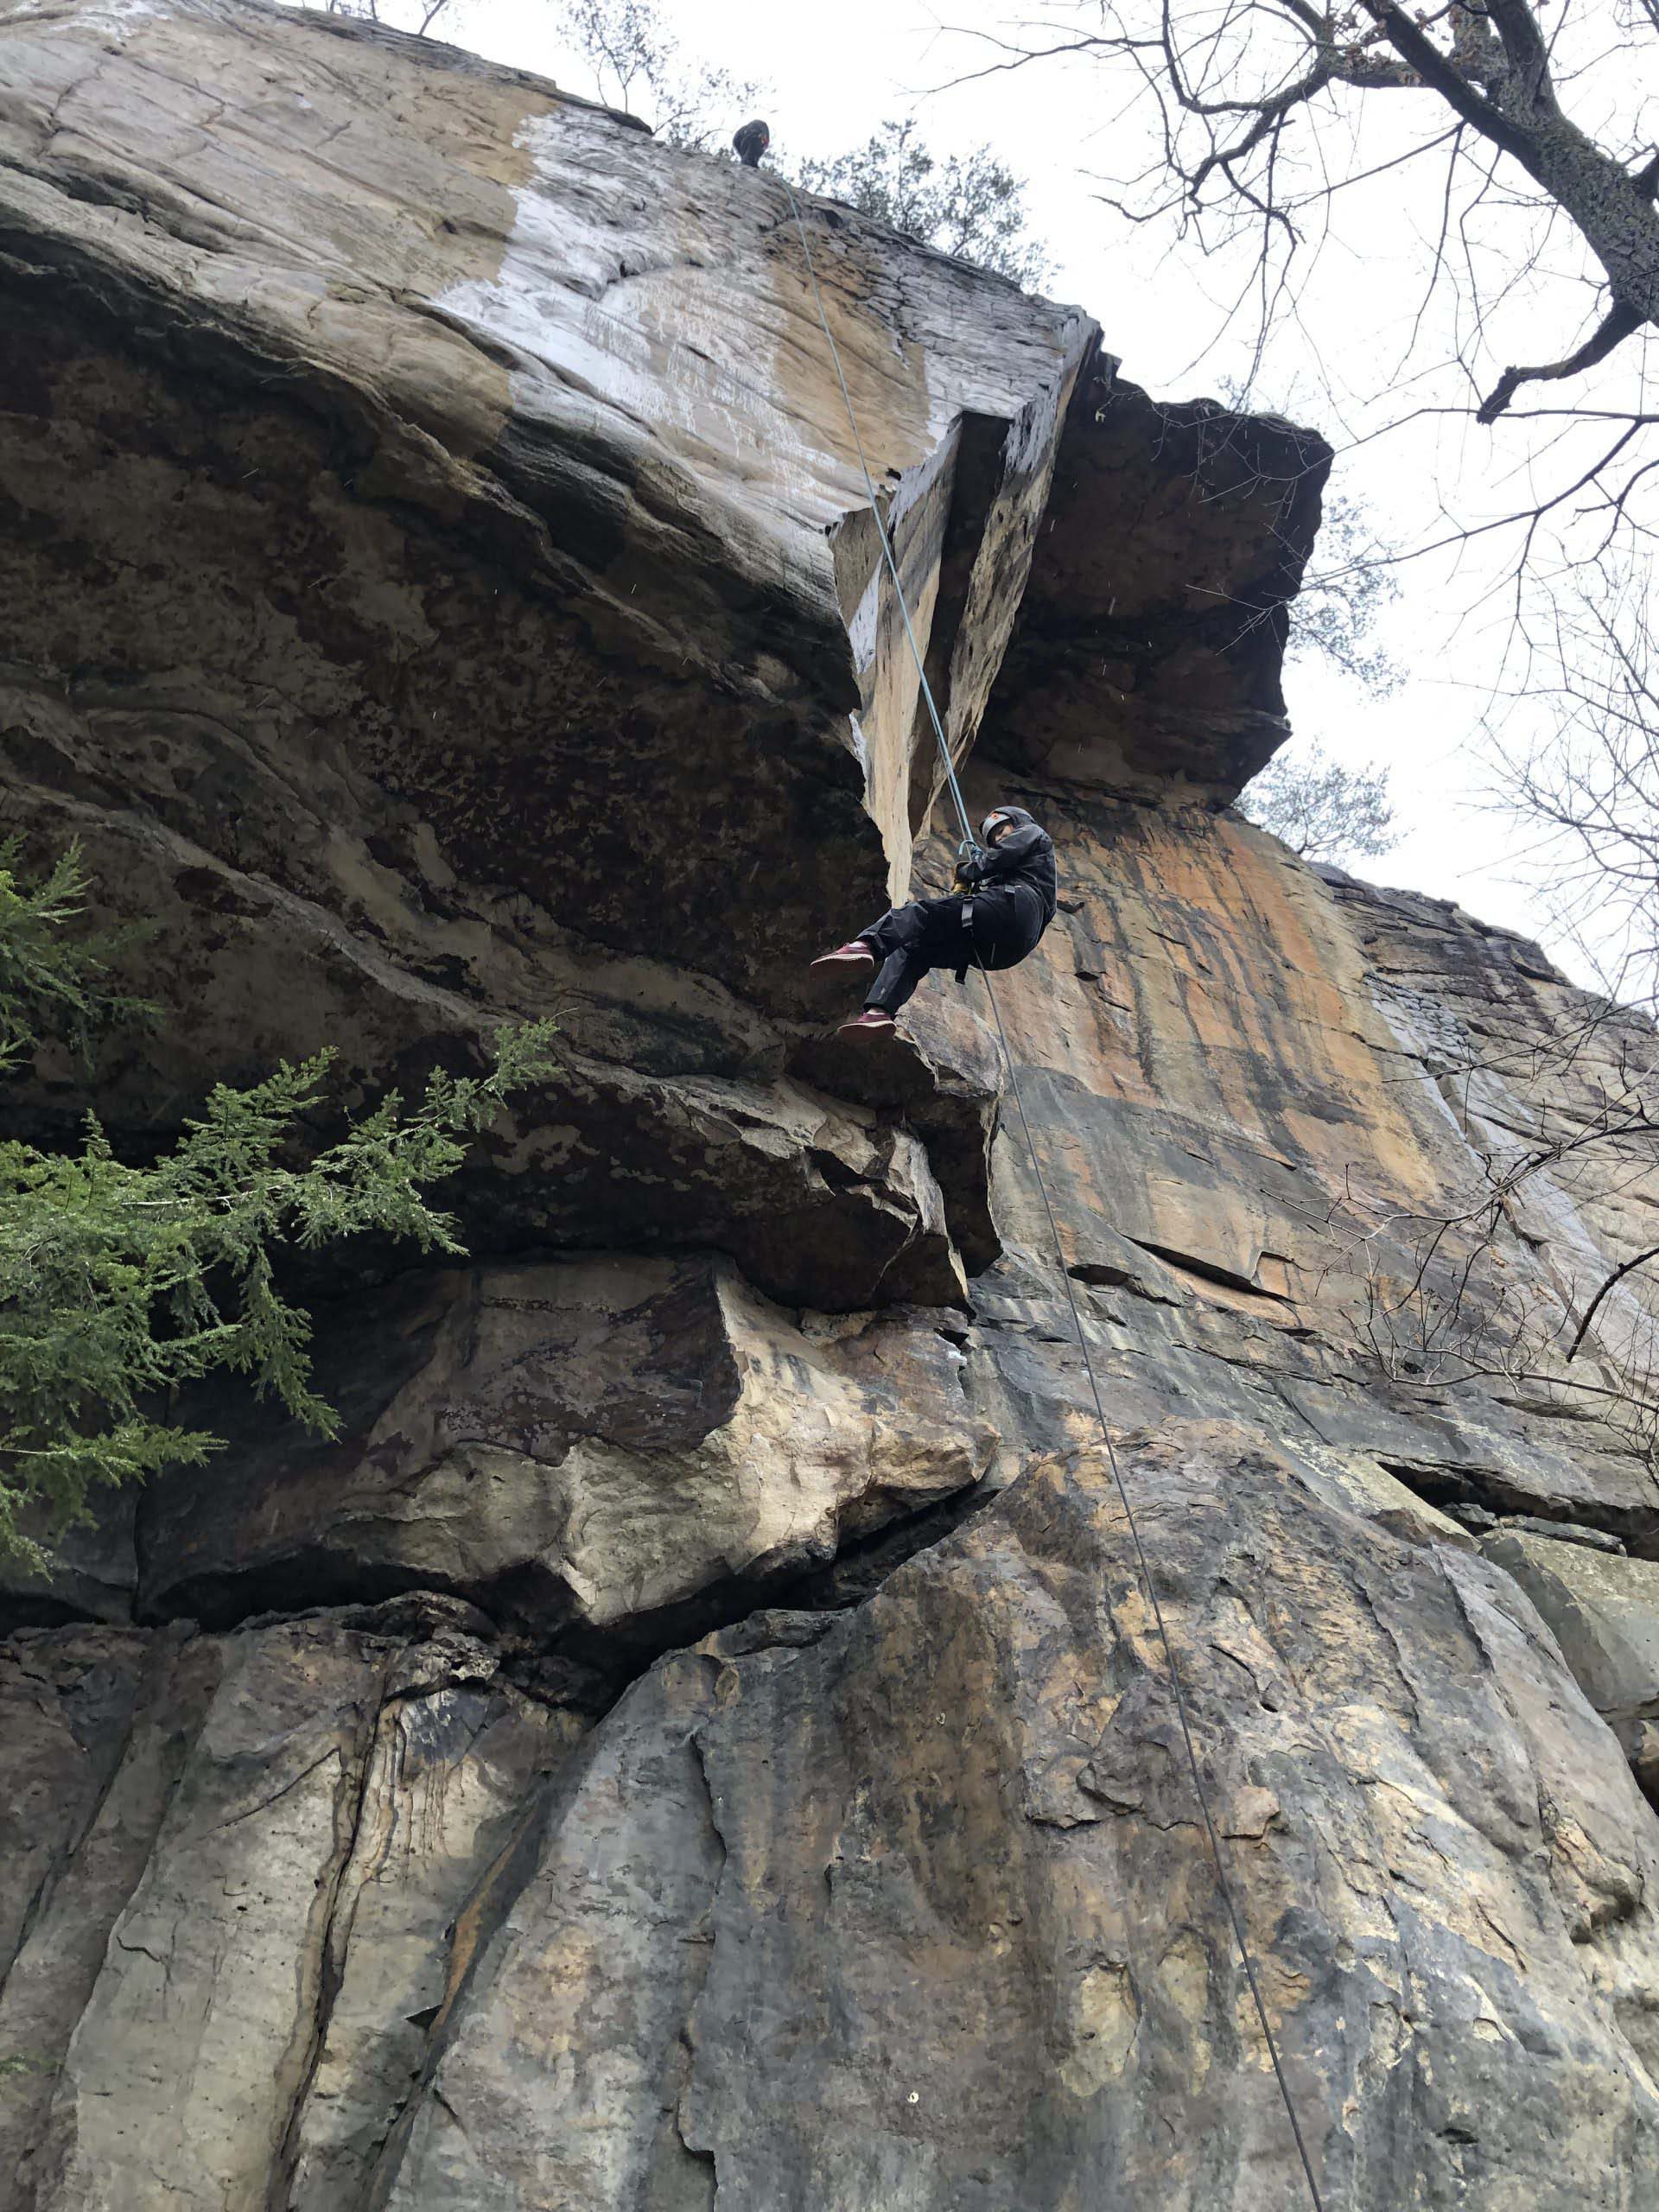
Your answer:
[838,1009,896,1038]
[812,941,875,972]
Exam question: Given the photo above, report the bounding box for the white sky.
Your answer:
[380,0,1659,984]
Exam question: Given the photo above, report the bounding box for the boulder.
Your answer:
[134,1257,995,1643]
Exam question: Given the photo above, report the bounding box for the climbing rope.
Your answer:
[780,175,1329,2212]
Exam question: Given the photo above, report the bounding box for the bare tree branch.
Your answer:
[1568,1243,1659,1358]
[1478,297,1645,422]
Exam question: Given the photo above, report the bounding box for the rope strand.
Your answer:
[780,174,1327,2212]
[779,178,978,855]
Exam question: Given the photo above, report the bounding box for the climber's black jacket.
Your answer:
[860,807,1058,1015]
[957,807,1057,923]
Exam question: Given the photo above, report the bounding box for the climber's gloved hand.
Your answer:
[953,844,986,891]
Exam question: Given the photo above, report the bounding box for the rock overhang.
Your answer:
[0,0,1327,1315]
[8,10,1659,2193]
[977,362,1333,799]
[122,1254,995,1643]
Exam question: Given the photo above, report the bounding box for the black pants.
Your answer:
[861,888,1045,1014]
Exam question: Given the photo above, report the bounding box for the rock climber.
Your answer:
[733,119,771,168]
[814,805,1058,1037]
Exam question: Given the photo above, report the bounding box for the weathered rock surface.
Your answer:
[1484,1531,1659,1808]
[977,387,1328,798]
[0,0,1326,1312]
[133,1255,993,1643]
[3,2,1659,2206]
[382,1429,1659,2211]
[0,1599,583,2212]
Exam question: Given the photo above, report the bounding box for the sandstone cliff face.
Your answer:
[4,3,1659,2207]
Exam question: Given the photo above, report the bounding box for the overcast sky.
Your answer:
[363,0,1659,987]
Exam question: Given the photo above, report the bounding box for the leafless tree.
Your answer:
[798,118,1052,288]
[1343,1021,1659,1478]
[954,1,1659,423]
[1484,549,1659,1013]
[1237,739,1398,859]
[951,4,1659,1441]
[949,9,1659,862]
[1319,744,1659,1479]
[550,0,766,149]
[321,0,462,38]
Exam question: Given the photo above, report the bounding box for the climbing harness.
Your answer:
[779,175,1329,2212]
[953,890,974,986]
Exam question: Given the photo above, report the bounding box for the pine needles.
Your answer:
[0,843,561,1570]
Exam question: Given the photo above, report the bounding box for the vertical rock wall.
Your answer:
[3,2,1659,2205]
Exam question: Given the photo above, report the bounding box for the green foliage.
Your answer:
[0,2051,58,2079]
[797,118,1052,291]
[0,838,152,1076]
[545,3,1050,284]
[0,844,560,1570]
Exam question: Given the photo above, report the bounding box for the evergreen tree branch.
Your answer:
[0,842,563,1567]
